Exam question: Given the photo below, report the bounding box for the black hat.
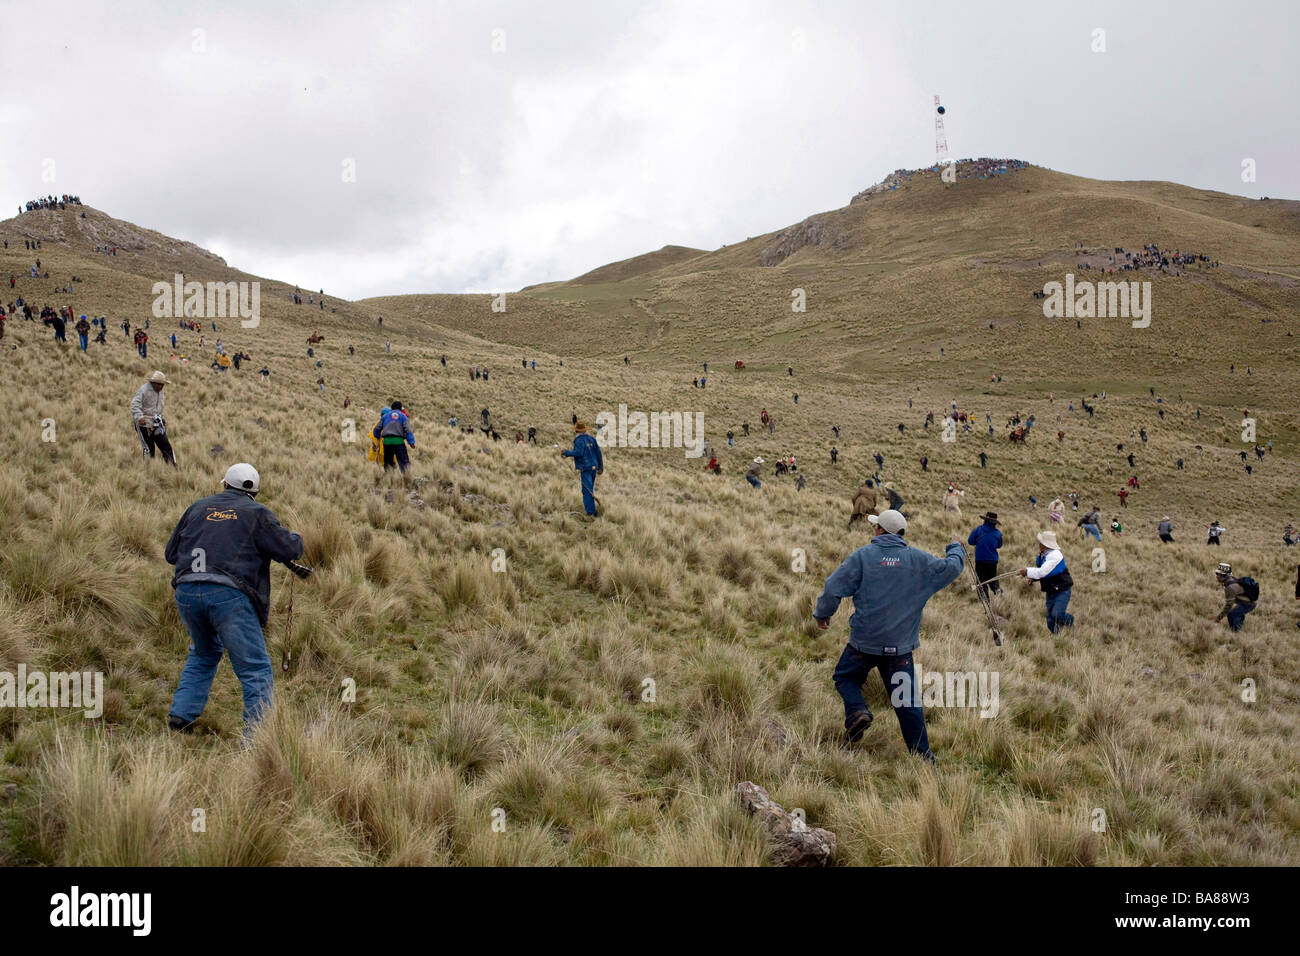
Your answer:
[982,512,999,524]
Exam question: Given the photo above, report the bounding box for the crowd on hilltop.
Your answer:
[939,157,1031,181]
[852,158,1032,199]
[21,194,82,213]
[1073,243,1220,276]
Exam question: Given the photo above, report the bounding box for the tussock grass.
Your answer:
[2,181,1299,865]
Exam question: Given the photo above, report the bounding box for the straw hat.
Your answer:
[574,421,587,432]
[1035,530,1059,550]
[148,370,171,385]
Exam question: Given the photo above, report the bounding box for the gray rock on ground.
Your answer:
[736,781,836,866]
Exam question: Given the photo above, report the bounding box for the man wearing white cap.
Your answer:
[130,370,177,466]
[163,464,311,736]
[1019,530,1075,633]
[813,509,965,762]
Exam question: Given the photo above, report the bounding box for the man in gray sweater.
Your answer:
[1157,516,1174,543]
[130,370,177,466]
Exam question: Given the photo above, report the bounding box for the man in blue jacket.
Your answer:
[967,511,1003,595]
[164,463,311,736]
[562,420,604,516]
[814,509,964,762]
[374,400,415,477]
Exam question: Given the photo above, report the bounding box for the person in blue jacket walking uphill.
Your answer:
[374,400,415,481]
[813,509,965,763]
[968,511,1003,596]
[562,421,604,516]
[1018,530,1074,633]
[164,463,311,738]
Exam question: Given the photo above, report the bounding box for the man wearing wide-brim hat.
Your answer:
[561,420,604,516]
[968,512,1003,596]
[130,370,177,466]
[1018,530,1075,633]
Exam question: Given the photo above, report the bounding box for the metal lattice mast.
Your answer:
[934,95,949,164]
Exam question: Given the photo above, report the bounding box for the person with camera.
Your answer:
[130,370,178,466]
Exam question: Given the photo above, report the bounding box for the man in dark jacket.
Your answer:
[814,510,965,762]
[968,512,1003,595]
[883,482,905,514]
[164,463,309,735]
[561,421,604,516]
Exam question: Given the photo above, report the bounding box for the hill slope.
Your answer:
[1,175,1298,866]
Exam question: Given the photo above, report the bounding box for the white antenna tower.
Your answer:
[934,95,949,164]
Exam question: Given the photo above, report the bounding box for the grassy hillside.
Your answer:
[0,177,1298,866]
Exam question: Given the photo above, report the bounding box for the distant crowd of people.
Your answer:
[21,193,82,213]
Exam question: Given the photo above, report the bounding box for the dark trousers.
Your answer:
[137,425,176,465]
[975,559,1001,595]
[382,442,410,473]
[1226,602,1255,631]
[1208,536,1220,546]
[832,644,929,754]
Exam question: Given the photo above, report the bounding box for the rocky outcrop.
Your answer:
[759,216,847,266]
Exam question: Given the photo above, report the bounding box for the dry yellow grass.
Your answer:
[1,168,1298,865]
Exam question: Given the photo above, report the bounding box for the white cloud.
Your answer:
[1,0,1294,298]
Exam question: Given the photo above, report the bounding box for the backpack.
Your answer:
[1238,576,1260,602]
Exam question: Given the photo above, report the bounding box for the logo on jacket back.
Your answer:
[879,557,900,567]
[205,509,238,521]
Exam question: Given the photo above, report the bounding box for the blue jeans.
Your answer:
[170,582,273,730]
[1226,602,1255,631]
[580,469,598,515]
[1045,589,1074,633]
[832,644,930,754]
[1082,523,1102,540]
[746,475,761,489]
[78,332,88,350]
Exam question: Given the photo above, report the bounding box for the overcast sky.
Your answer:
[3,0,1296,298]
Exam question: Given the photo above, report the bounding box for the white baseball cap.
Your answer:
[223,463,260,494]
[868,509,907,533]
